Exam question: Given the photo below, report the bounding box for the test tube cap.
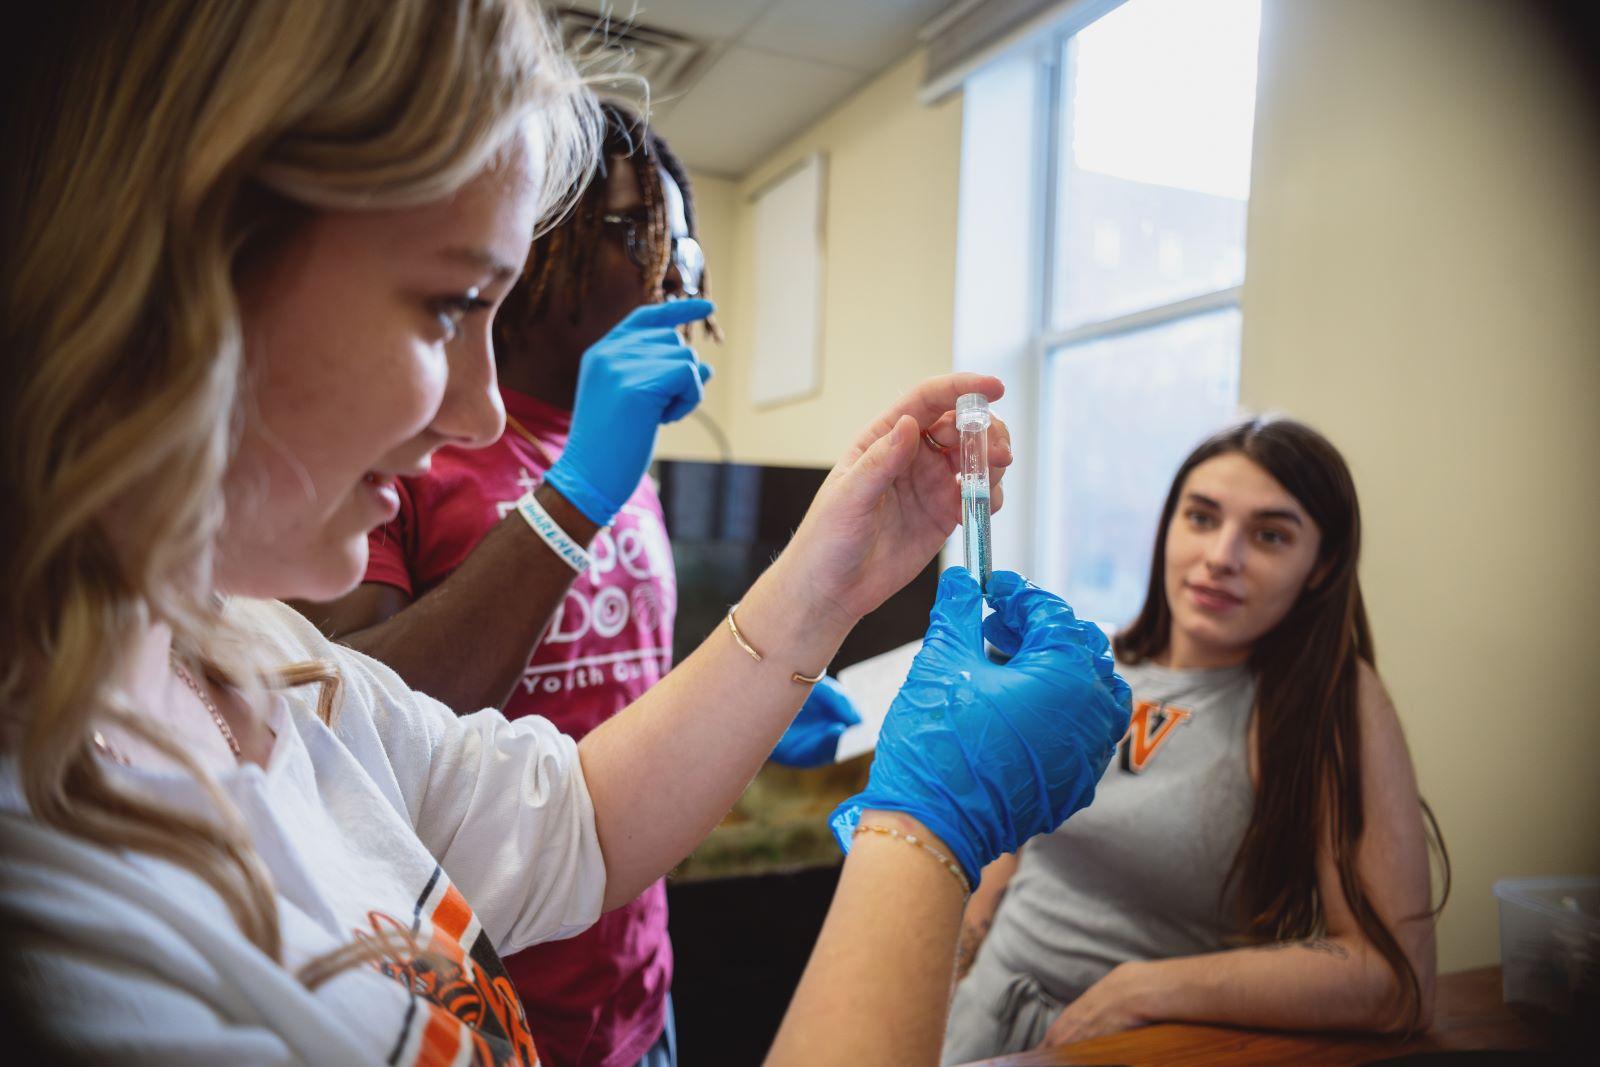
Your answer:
[955,392,992,432]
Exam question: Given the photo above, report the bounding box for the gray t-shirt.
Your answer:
[943,657,1257,1064]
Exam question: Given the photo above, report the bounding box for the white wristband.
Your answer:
[515,489,592,574]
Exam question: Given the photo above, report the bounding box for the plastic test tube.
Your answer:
[956,393,992,590]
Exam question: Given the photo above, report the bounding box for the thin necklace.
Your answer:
[504,412,557,468]
[170,655,242,758]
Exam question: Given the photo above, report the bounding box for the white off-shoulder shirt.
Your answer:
[0,598,606,1066]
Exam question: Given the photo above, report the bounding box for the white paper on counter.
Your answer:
[833,640,922,762]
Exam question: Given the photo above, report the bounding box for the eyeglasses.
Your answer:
[602,213,705,297]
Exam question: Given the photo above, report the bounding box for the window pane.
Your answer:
[1051,0,1261,330]
[1040,308,1241,629]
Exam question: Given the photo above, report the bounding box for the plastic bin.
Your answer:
[1493,875,1600,1017]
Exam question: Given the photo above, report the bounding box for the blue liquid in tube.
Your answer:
[962,484,992,590]
[956,393,992,590]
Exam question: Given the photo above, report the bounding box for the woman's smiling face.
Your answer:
[219,140,543,603]
[1162,451,1323,667]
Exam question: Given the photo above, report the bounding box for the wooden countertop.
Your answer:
[960,966,1553,1065]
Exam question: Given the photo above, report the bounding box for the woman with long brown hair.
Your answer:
[943,416,1448,1062]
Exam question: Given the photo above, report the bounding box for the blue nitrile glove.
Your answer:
[770,676,863,768]
[830,568,1132,888]
[543,299,715,526]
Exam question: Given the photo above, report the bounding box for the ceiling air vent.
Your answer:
[554,7,707,99]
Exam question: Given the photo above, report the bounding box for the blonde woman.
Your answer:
[0,3,1129,1065]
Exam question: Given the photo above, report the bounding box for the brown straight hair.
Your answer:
[1114,416,1449,1029]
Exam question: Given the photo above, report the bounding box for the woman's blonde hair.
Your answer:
[1,0,598,974]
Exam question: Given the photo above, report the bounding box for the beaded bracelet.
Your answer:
[852,823,971,897]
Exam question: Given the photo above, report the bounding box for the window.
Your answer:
[1043,307,1241,620]
[1035,0,1262,627]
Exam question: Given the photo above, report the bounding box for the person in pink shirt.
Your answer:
[291,103,856,1067]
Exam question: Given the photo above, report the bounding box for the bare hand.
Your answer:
[1038,963,1150,1047]
[775,373,1013,626]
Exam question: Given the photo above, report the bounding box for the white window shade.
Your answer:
[921,0,1124,102]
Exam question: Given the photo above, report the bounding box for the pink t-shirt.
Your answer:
[365,387,675,1067]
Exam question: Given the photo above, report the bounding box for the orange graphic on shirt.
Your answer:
[364,882,538,1066]
[1118,699,1193,774]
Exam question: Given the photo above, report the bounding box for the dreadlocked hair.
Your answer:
[497,100,719,350]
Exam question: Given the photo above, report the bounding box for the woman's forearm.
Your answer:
[955,852,1017,981]
[768,812,968,1066]
[1131,935,1425,1033]
[579,555,857,909]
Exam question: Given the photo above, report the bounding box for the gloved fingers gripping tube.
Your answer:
[831,566,1134,887]
[983,575,1117,688]
[924,567,986,656]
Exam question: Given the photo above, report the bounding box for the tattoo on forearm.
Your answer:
[953,919,990,978]
[1256,937,1351,960]
[953,888,1008,980]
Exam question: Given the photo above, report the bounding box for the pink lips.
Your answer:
[1187,582,1243,613]
[361,471,401,521]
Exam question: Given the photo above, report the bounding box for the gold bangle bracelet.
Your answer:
[726,603,828,686]
[789,665,826,686]
[725,602,763,662]
[852,823,971,896]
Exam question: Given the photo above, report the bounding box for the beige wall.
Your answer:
[656,52,964,468]
[655,168,740,462]
[1243,0,1600,971]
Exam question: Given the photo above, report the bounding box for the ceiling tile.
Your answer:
[581,0,775,43]
[652,44,866,176]
[743,0,948,71]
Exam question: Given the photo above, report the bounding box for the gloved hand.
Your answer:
[830,568,1132,888]
[770,676,863,768]
[543,299,715,526]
